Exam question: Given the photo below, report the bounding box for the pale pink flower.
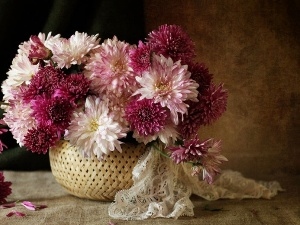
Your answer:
[46,32,100,68]
[84,36,137,95]
[5,53,39,88]
[3,100,37,146]
[65,96,127,160]
[201,140,228,184]
[134,54,199,124]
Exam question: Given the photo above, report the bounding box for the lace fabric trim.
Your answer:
[108,147,284,220]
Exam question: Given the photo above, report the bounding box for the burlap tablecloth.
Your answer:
[0,171,299,225]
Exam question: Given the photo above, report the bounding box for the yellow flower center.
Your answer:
[89,119,99,132]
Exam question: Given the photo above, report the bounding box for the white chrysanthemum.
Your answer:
[134,54,199,124]
[65,96,127,160]
[47,31,100,68]
[3,101,36,146]
[2,54,39,102]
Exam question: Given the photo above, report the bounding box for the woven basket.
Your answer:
[49,140,145,201]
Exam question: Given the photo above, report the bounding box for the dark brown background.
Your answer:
[144,0,300,178]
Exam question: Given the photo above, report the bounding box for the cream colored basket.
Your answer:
[49,140,145,201]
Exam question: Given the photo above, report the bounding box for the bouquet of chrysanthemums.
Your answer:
[1,24,228,185]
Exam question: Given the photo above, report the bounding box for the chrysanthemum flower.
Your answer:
[134,54,199,124]
[129,41,152,74]
[23,125,60,154]
[65,96,127,160]
[0,172,12,204]
[28,35,53,64]
[31,95,74,133]
[18,32,61,56]
[188,62,213,93]
[147,24,196,64]
[125,97,168,136]
[54,73,90,103]
[201,140,228,184]
[46,32,100,69]
[22,65,65,102]
[169,136,211,164]
[5,54,39,89]
[84,36,137,95]
[3,100,36,146]
[179,83,228,139]
[0,120,8,153]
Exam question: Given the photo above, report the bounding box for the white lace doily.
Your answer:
[108,147,284,220]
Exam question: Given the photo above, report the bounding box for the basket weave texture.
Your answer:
[49,140,145,201]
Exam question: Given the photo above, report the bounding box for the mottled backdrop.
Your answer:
[144,0,300,178]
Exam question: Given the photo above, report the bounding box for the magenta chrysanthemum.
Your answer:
[147,24,196,64]
[125,97,168,136]
[169,136,211,164]
[54,73,90,103]
[22,65,65,101]
[188,62,213,93]
[31,96,74,132]
[180,83,228,139]
[0,172,12,204]
[23,125,59,154]
[129,41,152,74]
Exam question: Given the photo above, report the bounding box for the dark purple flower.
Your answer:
[0,172,12,204]
[125,97,169,136]
[22,65,65,102]
[31,95,74,132]
[23,125,59,154]
[129,41,152,74]
[188,62,213,93]
[147,24,196,64]
[180,83,228,139]
[54,73,90,103]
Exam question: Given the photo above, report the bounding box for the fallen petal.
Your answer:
[0,203,16,208]
[6,211,26,217]
[21,201,36,211]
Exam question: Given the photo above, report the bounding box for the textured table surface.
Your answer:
[0,171,299,225]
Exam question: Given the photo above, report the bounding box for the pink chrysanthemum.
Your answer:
[125,97,168,136]
[28,35,53,64]
[129,41,152,74]
[3,100,36,146]
[188,62,213,93]
[179,83,228,139]
[65,96,127,160]
[201,140,228,184]
[134,54,199,124]
[0,120,8,153]
[23,125,59,154]
[0,172,12,204]
[84,36,137,95]
[54,73,90,103]
[169,136,211,164]
[147,24,196,64]
[22,65,65,102]
[31,95,74,133]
